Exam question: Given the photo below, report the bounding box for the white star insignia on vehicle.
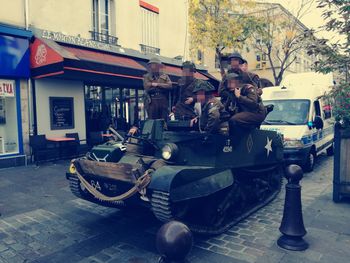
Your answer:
[265,137,273,157]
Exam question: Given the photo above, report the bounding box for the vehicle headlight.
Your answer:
[69,162,77,174]
[161,143,179,161]
[283,139,304,148]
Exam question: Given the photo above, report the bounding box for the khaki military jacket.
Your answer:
[237,84,265,114]
[200,98,225,134]
[143,73,172,93]
[143,73,172,107]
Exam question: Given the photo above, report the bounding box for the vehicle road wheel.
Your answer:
[303,150,316,173]
[326,143,334,156]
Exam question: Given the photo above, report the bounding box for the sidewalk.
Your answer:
[0,154,348,263]
[196,153,350,263]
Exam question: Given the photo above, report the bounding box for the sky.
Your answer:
[258,0,339,41]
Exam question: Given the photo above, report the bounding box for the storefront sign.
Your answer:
[0,80,15,97]
[38,29,124,54]
[0,35,30,78]
[30,38,63,68]
[49,97,74,130]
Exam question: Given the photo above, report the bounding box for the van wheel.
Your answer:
[326,143,334,156]
[303,150,316,173]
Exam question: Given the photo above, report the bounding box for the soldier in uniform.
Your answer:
[219,52,262,96]
[172,61,198,120]
[238,58,275,114]
[143,57,172,120]
[191,81,227,134]
[226,73,266,132]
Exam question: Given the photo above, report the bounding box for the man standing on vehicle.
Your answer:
[143,57,172,120]
[172,61,199,120]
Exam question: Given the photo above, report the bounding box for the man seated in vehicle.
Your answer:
[225,73,267,133]
[190,81,228,134]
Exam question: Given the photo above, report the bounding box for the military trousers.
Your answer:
[229,111,266,131]
[146,96,169,120]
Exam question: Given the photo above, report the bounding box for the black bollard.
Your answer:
[277,164,309,251]
[156,221,193,263]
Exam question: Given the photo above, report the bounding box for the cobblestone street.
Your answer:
[0,153,349,263]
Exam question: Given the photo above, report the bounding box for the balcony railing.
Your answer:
[140,44,160,55]
[90,31,118,46]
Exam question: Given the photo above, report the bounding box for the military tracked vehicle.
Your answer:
[66,120,284,235]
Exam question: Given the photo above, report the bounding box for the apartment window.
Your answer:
[197,50,203,62]
[92,0,117,45]
[140,1,160,55]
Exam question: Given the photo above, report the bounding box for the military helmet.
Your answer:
[228,52,244,64]
[181,61,196,71]
[148,57,162,65]
[226,72,242,81]
[193,80,216,93]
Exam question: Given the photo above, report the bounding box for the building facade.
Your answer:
[192,3,318,85]
[1,0,214,167]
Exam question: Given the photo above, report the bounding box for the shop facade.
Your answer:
[0,24,31,168]
[30,30,218,145]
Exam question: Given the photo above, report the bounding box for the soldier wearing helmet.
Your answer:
[225,73,266,132]
[219,52,262,97]
[228,52,245,74]
[143,57,172,120]
[191,81,227,134]
[172,61,199,120]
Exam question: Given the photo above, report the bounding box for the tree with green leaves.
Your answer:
[189,0,257,77]
[306,0,350,126]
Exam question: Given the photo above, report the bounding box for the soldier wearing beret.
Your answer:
[143,57,172,120]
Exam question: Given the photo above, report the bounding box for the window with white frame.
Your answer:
[92,0,117,45]
[140,5,160,54]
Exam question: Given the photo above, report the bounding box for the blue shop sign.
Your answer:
[0,34,30,78]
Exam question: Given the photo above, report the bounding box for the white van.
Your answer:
[261,73,335,172]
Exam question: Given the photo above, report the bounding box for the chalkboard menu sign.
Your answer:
[49,97,74,130]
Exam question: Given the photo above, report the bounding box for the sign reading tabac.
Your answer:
[0,80,15,97]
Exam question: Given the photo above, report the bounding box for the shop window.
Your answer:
[85,85,145,132]
[140,2,160,54]
[0,80,19,155]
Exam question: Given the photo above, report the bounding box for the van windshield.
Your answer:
[263,99,310,125]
